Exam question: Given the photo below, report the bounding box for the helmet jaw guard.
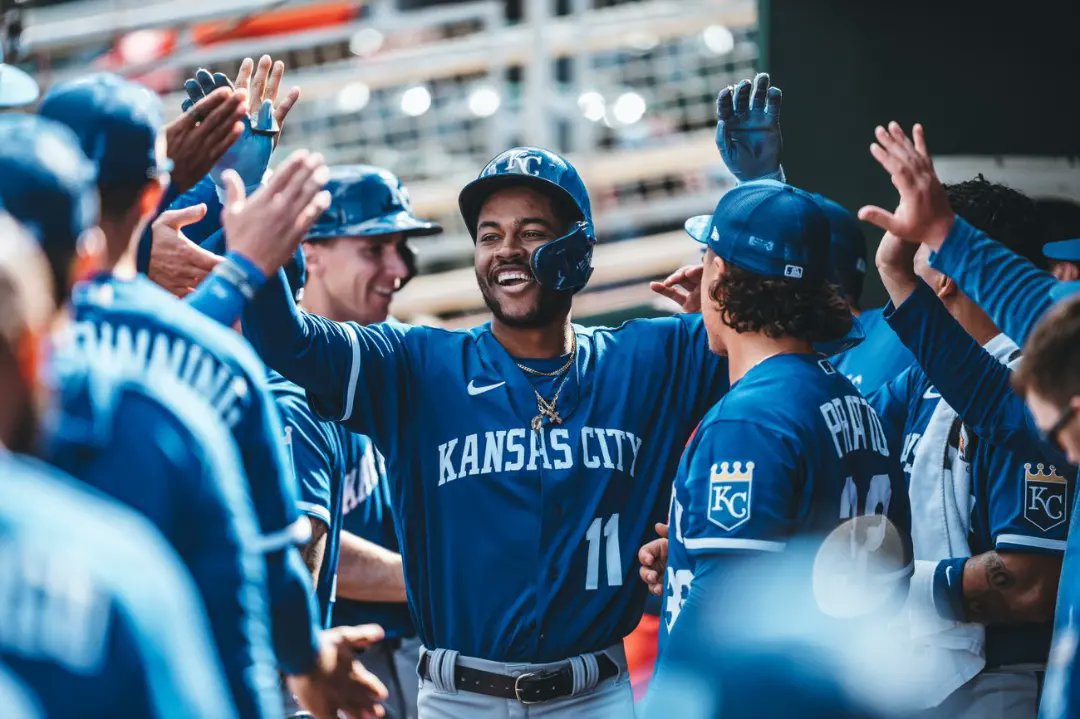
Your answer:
[530,221,595,293]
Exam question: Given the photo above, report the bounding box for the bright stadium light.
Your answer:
[401,85,432,117]
[349,27,384,57]
[703,25,735,55]
[336,82,370,113]
[468,86,501,117]
[577,91,605,122]
[612,92,646,125]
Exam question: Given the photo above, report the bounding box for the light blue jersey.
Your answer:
[832,307,915,393]
[42,354,279,718]
[68,273,320,674]
[244,271,727,661]
[0,453,236,717]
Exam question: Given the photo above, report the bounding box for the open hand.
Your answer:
[221,150,330,277]
[148,204,223,297]
[165,87,246,194]
[234,55,301,144]
[858,122,955,250]
[715,73,783,183]
[650,264,704,313]
[638,522,669,597]
[288,624,388,719]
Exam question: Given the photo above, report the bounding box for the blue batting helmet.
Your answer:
[458,147,596,293]
[307,165,441,287]
[39,73,169,185]
[0,114,98,255]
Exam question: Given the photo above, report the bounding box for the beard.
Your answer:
[476,267,573,329]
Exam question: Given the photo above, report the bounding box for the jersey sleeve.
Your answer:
[676,419,799,555]
[884,280,1066,464]
[983,441,1073,555]
[243,269,412,447]
[929,216,1058,345]
[275,389,336,528]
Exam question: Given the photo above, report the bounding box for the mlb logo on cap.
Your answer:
[684,179,831,283]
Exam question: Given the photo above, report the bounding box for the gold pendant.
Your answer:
[531,415,544,433]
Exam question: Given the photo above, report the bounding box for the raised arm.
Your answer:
[929,217,1058,345]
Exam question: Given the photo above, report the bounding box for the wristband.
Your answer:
[216,250,267,301]
[931,557,969,622]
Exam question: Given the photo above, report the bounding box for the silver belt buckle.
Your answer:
[514,671,542,705]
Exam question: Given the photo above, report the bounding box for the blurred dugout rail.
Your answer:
[17,0,759,326]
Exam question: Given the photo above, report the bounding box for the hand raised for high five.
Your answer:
[233,55,301,143]
[222,150,331,277]
[165,87,247,195]
[715,73,784,183]
[858,122,956,250]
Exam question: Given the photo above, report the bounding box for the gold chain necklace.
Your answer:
[516,333,577,433]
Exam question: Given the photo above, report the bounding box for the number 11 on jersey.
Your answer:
[585,513,622,590]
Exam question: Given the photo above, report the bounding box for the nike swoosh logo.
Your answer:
[467,380,506,396]
[923,387,941,399]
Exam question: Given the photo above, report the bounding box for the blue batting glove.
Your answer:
[208,99,277,202]
[715,72,784,183]
[180,68,279,203]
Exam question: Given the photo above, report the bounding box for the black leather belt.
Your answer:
[418,652,619,704]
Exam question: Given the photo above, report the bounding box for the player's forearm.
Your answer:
[885,281,1035,452]
[930,217,1057,345]
[186,249,267,327]
[961,551,1061,626]
[301,518,329,584]
[336,532,407,603]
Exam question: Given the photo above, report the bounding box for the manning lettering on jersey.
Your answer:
[819,394,891,459]
[69,319,251,429]
[437,425,645,485]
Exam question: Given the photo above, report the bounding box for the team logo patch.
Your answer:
[707,461,753,531]
[1024,463,1068,532]
[784,264,804,278]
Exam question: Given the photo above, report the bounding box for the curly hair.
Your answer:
[943,175,1049,269]
[708,263,852,343]
[1013,294,1080,407]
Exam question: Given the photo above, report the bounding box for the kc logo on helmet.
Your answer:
[500,149,543,176]
[707,461,753,531]
[1024,463,1068,532]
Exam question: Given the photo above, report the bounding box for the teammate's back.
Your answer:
[0,453,237,718]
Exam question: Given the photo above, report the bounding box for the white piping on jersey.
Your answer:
[341,323,362,422]
[297,501,331,525]
[995,534,1067,552]
[252,517,312,553]
[683,537,786,552]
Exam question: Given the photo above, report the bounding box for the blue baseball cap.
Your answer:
[813,194,867,299]
[1050,279,1080,303]
[39,73,170,185]
[685,180,831,283]
[1044,238,1080,263]
[0,114,99,254]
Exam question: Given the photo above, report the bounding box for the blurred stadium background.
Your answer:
[3,0,1077,325]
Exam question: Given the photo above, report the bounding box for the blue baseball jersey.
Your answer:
[244,272,728,661]
[832,307,915,394]
[0,453,237,718]
[930,216,1059,346]
[272,372,415,637]
[42,353,279,718]
[67,273,320,674]
[659,354,911,646]
[872,283,1073,666]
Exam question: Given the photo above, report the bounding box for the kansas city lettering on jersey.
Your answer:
[70,320,250,428]
[819,394,890,459]
[0,538,110,674]
[437,426,645,485]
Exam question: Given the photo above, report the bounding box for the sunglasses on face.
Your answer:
[1043,403,1079,454]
